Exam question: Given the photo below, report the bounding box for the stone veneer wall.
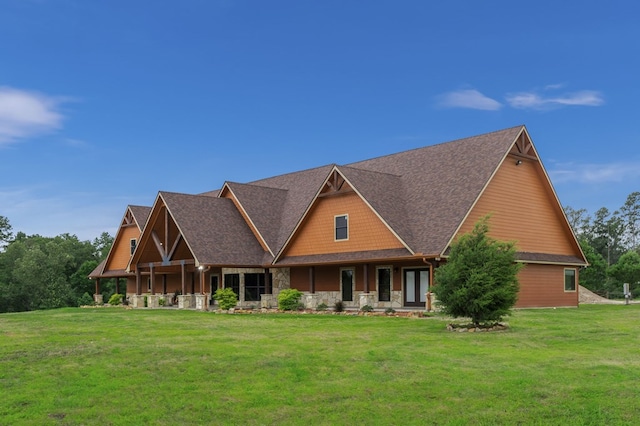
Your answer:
[302,290,405,310]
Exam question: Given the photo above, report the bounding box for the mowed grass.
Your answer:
[1,306,640,425]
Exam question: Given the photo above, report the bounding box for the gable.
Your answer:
[131,200,195,269]
[455,149,582,259]
[104,225,140,271]
[282,188,406,258]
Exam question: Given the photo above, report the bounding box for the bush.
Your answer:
[360,304,374,312]
[108,293,124,306]
[334,300,344,312]
[433,216,521,326]
[317,302,328,311]
[78,292,94,306]
[278,289,303,311]
[385,307,396,314]
[214,288,238,310]
[158,298,166,307]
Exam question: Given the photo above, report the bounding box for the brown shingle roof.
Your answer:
[224,182,288,255]
[248,164,335,254]
[129,205,151,230]
[346,125,524,255]
[160,191,266,266]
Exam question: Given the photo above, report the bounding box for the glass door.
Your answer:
[404,268,429,307]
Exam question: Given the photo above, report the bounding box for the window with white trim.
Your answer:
[130,238,137,255]
[335,214,348,241]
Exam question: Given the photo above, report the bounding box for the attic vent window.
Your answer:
[335,214,348,241]
[130,238,137,255]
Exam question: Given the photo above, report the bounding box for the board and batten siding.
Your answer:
[456,157,580,257]
[283,191,405,257]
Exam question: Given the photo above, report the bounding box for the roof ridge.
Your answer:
[337,164,402,178]
[348,125,524,167]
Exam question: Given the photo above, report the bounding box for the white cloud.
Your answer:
[548,161,640,184]
[0,86,64,145]
[438,89,502,111]
[506,90,604,110]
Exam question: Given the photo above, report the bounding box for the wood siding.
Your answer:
[105,225,139,271]
[284,192,405,257]
[457,157,580,257]
[516,264,578,307]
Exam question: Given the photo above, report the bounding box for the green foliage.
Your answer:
[578,239,608,293]
[277,288,303,311]
[385,307,396,314]
[214,288,238,310]
[360,304,373,312]
[0,215,12,248]
[334,300,344,312]
[316,302,328,311]
[608,251,640,294]
[159,297,166,306]
[433,216,521,325]
[108,293,123,306]
[78,292,94,306]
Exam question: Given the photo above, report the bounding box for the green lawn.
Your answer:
[1,306,639,425]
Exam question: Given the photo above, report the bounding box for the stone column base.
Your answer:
[260,294,276,309]
[359,292,376,309]
[304,293,320,310]
[130,295,146,308]
[93,294,103,305]
[195,294,208,311]
[147,294,160,308]
[178,294,195,309]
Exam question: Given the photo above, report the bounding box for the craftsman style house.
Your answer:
[90,125,587,310]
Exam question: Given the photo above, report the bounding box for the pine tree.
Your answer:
[433,216,521,326]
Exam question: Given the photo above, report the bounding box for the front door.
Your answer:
[404,268,429,307]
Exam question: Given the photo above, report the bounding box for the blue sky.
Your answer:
[1,0,638,241]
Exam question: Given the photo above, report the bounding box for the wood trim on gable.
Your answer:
[274,166,413,263]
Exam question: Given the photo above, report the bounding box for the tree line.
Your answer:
[564,191,640,297]
[0,216,115,313]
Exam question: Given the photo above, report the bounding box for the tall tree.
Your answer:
[564,206,591,240]
[620,192,640,250]
[607,251,640,295]
[433,216,521,326]
[0,215,12,248]
[578,239,608,293]
[588,208,625,266]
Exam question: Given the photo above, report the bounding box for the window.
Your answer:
[244,273,273,302]
[564,269,576,292]
[335,214,348,241]
[377,267,392,302]
[341,268,354,301]
[224,273,240,299]
[130,238,137,255]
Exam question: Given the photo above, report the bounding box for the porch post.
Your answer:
[95,278,100,296]
[181,261,186,295]
[162,274,167,295]
[115,277,120,295]
[364,264,369,293]
[191,273,195,294]
[136,266,142,295]
[309,266,315,294]
[264,268,272,294]
[150,264,156,294]
[200,268,205,294]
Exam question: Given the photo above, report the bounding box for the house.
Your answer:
[89,125,587,310]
